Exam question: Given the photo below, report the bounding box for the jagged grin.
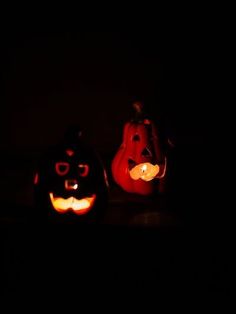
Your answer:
[49,193,96,215]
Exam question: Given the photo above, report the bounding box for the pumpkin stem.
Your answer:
[133,101,143,114]
[133,101,145,122]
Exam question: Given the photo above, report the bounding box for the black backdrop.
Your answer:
[0,28,218,235]
[0,29,211,214]
[1,22,231,306]
[1,30,207,156]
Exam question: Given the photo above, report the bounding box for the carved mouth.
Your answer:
[49,193,96,215]
[129,162,160,182]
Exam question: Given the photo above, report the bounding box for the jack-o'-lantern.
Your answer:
[111,102,167,195]
[34,126,108,220]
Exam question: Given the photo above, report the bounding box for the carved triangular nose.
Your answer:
[141,147,152,157]
[65,179,78,190]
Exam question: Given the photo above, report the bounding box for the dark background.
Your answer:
[0,29,210,206]
[1,27,231,305]
[1,29,208,154]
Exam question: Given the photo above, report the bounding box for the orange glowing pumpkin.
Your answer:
[111,102,167,195]
[34,126,108,220]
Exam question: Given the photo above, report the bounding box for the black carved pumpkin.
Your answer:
[34,126,108,221]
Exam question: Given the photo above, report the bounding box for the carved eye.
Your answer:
[132,134,140,141]
[128,158,136,169]
[55,162,70,176]
[78,164,89,177]
[141,148,152,157]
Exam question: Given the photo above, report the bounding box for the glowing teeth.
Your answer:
[49,193,96,215]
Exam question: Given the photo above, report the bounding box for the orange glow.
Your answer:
[78,164,89,177]
[55,162,70,176]
[129,162,160,181]
[66,149,75,157]
[65,179,78,190]
[49,193,96,215]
